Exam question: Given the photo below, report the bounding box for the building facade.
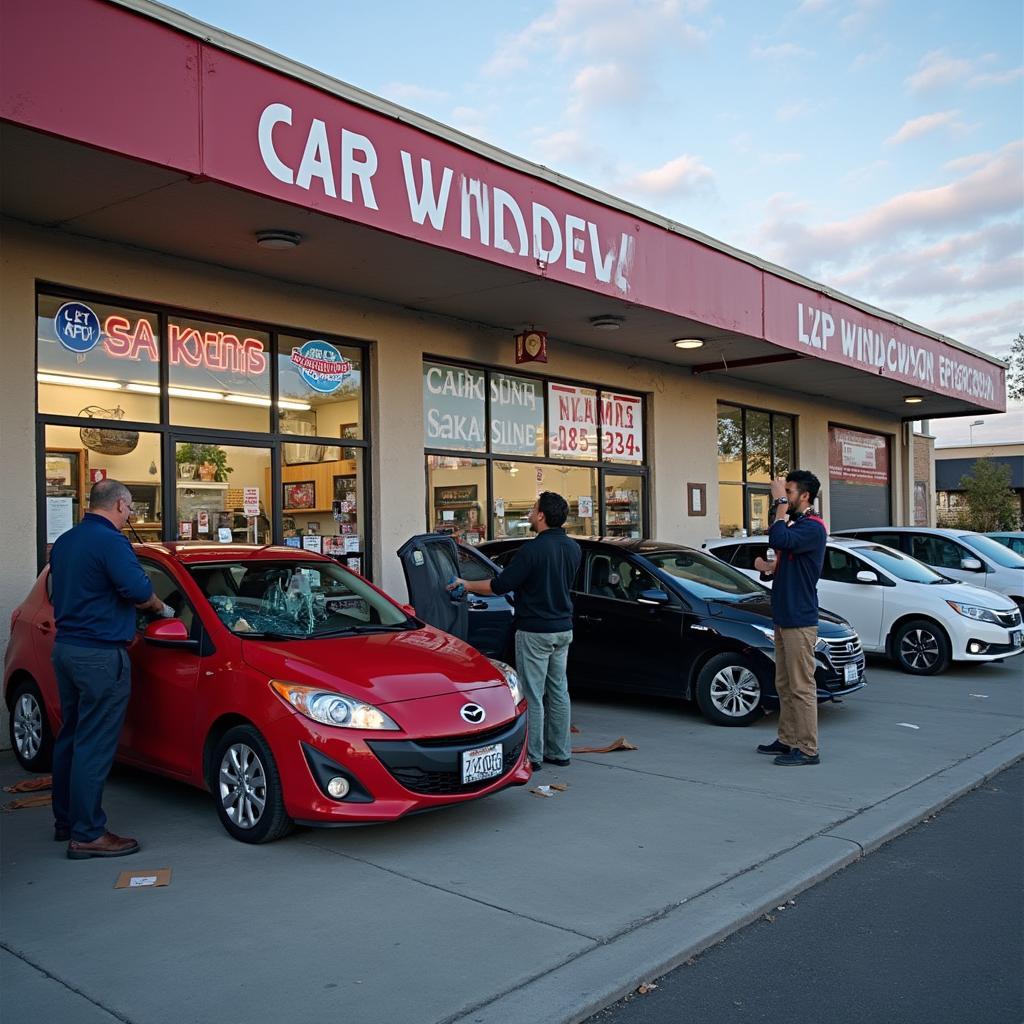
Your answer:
[0,0,1009,750]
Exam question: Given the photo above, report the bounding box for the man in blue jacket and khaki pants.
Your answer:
[754,470,828,766]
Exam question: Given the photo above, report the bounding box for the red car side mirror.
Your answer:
[143,618,192,646]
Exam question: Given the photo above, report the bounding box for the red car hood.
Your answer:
[240,625,507,705]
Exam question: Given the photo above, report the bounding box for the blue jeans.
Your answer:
[514,629,573,765]
[51,643,131,842]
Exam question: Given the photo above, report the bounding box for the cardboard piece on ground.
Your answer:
[4,775,52,793]
[115,868,172,889]
[571,736,638,753]
[3,794,52,811]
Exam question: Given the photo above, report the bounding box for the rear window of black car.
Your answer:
[645,551,764,600]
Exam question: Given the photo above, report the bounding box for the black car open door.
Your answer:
[397,534,469,641]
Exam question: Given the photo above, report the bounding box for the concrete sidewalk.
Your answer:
[2,657,1021,1024]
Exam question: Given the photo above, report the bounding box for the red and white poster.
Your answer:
[548,384,598,460]
[828,427,889,485]
[600,393,643,463]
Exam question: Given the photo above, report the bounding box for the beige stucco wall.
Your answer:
[0,219,910,744]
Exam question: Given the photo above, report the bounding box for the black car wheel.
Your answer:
[695,653,764,726]
[892,619,950,675]
[209,725,293,844]
[8,678,54,773]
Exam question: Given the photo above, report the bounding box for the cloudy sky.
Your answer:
[171,0,1022,444]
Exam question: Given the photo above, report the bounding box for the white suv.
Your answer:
[832,527,1024,612]
[703,536,1023,675]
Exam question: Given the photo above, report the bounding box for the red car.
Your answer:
[4,544,529,843]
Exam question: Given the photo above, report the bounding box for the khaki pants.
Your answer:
[774,626,819,756]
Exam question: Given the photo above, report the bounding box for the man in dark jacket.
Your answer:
[753,470,827,766]
[49,479,171,858]
[447,492,581,771]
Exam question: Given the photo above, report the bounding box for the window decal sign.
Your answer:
[290,340,352,394]
[600,393,643,463]
[548,384,598,460]
[828,427,889,485]
[54,302,102,354]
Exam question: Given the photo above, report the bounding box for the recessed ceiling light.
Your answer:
[673,338,704,349]
[256,230,302,250]
[589,315,624,331]
[903,395,924,404]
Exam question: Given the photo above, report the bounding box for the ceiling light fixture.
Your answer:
[673,338,705,350]
[37,372,122,390]
[256,229,302,250]
[903,395,924,404]
[125,382,161,395]
[589,315,624,331]
[168,386,225,401]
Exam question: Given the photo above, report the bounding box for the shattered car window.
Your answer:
[189,561,410,638]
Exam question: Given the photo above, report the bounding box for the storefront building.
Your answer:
[1,0,1008,697]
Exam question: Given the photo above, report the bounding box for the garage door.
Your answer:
[828,426,891,531]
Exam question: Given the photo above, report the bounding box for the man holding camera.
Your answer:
[753,470,828,766]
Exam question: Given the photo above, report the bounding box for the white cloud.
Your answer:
[969,66,1024,88]
[751,41,812,60]
[840,0,885,36]
[568,61,645,115]
[906,49,974,92]
[620,154,715,197]
[761,140,1024,266]
[776,100,822,121]
[483,0,708,77]
[886,110,967,145]
[529,128,601,168]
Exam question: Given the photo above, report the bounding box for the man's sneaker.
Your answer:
[543,757,570,767]
[529,761,542,772]
[756,739,792,756]
[773,749,820,766]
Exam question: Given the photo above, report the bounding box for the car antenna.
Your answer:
[128,520,145,544]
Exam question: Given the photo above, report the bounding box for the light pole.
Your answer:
[969,419,984,445]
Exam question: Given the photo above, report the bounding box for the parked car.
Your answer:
[703,536,1024,675]
[4,544,529,843]
[986,531,1024,557]
[832,526,1024,611]
[402,536,866,727]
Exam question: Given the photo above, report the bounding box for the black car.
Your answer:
[398,534,865,726]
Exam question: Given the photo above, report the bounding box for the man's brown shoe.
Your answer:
[67,832,140,860]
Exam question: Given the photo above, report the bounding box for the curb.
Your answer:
[446,732,1024,1024]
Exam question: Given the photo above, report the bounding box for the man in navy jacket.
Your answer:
[754,470,827,766]
[49,479,170,858]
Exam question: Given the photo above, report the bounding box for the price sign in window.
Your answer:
[548,384,598,461]
[600,393,643,464]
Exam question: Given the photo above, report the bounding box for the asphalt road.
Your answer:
[588,761,1024,1024]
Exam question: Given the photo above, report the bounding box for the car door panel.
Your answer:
[120,561,200,776]
[818,548,885,650]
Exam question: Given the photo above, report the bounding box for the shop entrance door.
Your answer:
[746,488,772,536]
[170,437,272,544]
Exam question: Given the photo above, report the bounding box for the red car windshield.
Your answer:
[188,560,411,639]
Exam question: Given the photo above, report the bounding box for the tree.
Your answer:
[957,459,1021,532]
[1007,333,1023,404]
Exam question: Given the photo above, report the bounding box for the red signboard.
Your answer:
[828,427,890,486]
[0,0,1006,411]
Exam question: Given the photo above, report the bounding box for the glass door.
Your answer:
[602,473,644,538]
[172,438,272,544]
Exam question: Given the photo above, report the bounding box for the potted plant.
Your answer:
[176,442,201,480]
[197,444,233,483]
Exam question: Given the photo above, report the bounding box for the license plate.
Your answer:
[461,743,503,785]
[1012,630,1023,648]
[844,663,859,683]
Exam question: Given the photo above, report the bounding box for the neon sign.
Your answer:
[101,315,268,376]
[289,340,352,393]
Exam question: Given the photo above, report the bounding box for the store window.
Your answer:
[279,334,364,441]
[37,294,161,421]
[717,403,796,537]
[423,360,647,540]
[168,317,271,431]
[36,289,372,576]
[44,424,163,555]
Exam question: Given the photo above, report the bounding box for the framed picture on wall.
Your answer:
[340,422,358,460]
[283,480,316,510]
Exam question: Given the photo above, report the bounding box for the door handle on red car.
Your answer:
[35,620,53,634]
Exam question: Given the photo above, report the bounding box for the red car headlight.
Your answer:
[269,680,400,730]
